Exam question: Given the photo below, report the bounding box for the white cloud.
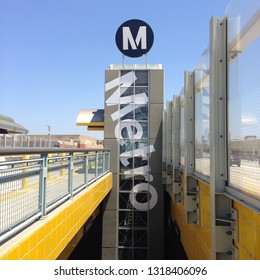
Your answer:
[241,112,258,125]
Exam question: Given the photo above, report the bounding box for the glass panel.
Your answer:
[134,190,149,204]
[134,230,147,247]
[132,164,147,175]
[135,87,148,104]
[133,211,147,227]
[194,66,210,177]
[134,175,148,185]
[119,192,132,209]
[120,104,134,120]
[120,157,133,173]
[120,139,134,153]
[119,211,133,227]
[119,120,133,139]
[135,104,148,120]
[227,2,260,200]
[121,70,131,75]
[120,121,147,140]
[134,156,148,169]
[119,229,132,247]
[133,249,147,260]
[135,70,148,86]
[120,87,134,104]
[120,175,133,191]
[135,121,148,139]
[118,248,132,260]
[120,140,147,154]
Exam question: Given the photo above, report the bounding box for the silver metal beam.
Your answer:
[210,17,236,260]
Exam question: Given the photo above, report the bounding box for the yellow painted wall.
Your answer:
[170,175,260,260]
[233,201,260,260]
[0,173,112,260]
[170,178,211,259]
[57,207,100,260]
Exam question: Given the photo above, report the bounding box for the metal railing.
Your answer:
[0,148,110,244]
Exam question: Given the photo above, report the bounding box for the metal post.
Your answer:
[106,152,109,172]
[210,17,234,259]
[68,153,74,197]
[95,152,98,179]
[183,71,199,225]
[185,71,195,176]
[173,96,180,169]
[171,95,182,203]
[85,152,88,186]
[39,154,48,217]
[102,152,105,174]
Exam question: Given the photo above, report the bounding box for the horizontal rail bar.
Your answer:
[46,194,71,214]
[0,148,110,245]
[0,212,42,244]
[0,164,41,174]
[0,148,109,155]
[0,158,43,166]
[0,169,40,183]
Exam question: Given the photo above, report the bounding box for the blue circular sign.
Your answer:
[115,19,154,58]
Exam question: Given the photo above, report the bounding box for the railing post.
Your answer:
[102,152,105,174]
[85,152,88,186]
[95,152,98,179]
[0,148,110,244]
[68,152,74,197]
[40,154,48,217]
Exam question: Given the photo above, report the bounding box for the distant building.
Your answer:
[0,114,28,134]
[244,135,257,140]
[0,134,102,149]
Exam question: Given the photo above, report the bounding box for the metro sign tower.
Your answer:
[102,19,164,260]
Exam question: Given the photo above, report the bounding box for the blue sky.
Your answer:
[0,0,229,139]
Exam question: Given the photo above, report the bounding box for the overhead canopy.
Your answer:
[76,109,104,131]
[0,114,29,134]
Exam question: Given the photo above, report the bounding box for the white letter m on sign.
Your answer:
[123,26,147,50]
